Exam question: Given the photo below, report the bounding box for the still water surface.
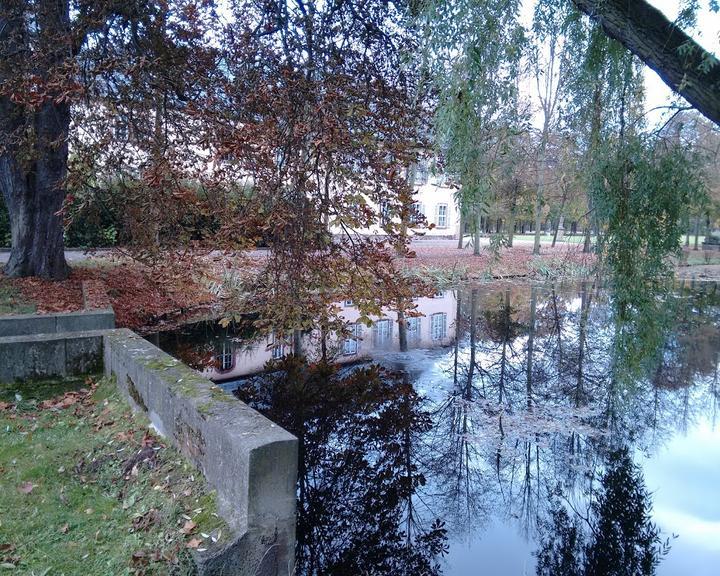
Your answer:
[151,281,720,576]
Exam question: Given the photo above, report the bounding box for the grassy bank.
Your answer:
[0,377,226,575]
[0,282,36,315]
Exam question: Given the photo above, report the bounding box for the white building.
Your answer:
[411,175,461,238]
[326,164,461,240]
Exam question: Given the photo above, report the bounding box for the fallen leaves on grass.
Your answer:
[122,446,159,478]
[180,520,197,535]
[37,383,97,412]
[131,509,160,533]
[17,481,35,494]
[185,537,203,549]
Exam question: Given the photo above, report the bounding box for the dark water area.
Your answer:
[150,280,720,576]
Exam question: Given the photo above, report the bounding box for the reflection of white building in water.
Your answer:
[208,291,458,381]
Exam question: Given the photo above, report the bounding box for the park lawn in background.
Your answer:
[0,377,226,575]
[0,281,36,315]
[684,250,720,266]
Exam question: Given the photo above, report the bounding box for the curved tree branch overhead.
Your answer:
[572,0,720,127]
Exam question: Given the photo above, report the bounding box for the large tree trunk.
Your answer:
[572,0,720,127]
[0,0,70,279]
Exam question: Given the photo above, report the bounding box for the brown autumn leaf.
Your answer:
[180,520,197,535]
[131,550,148,567]
[115,430,133,442]
[131,509,160,533]
[18,481,35,494]
[185,537,203,549]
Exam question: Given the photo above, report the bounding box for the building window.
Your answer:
[431,313,447,341]
[216,341,233,371]
[373,318,393,346]
[379,201,391,226]
[406,317,421,341]
[343,323,362,355]
[409,203,425,225]
[436,204,448,229]
[271,333,286,359]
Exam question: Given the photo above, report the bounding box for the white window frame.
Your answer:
[216,340,233,371]
[431,313,447,341]
[436,204,448,229]
[379,200,391,226]
[374,318,393,345]
[406,317,421,340]
[271,333,285,359]
[410,202,425,225]
[343,323,362,355]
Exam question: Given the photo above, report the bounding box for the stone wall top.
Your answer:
[0,309,115,337]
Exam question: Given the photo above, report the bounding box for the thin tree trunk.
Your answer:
[398,309,408,352]
[583,226,592,253]
[468,288,477,395]
[507,208,515,248]
[473,208,481,256]
[457,212,464,248]
[694,215,700,250]
[552,191,567,248]
[533,129,549,255]
[526,286,536,410]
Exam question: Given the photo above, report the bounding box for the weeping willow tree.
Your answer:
[548,11,710,379]
[590,133,708,376]
[419,0,526,255]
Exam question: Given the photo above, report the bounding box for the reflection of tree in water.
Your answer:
[234,356,448,576]
[536,448,669,576]
[427,281,719,558]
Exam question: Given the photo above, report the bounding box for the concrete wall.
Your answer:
[0,330,105,383]
[103,329,298,576]
[0,309,115,337]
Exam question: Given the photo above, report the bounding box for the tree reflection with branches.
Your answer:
[235,357,448,576]
[536,448,670,576]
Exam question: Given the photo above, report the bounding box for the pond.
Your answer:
[149,280,720,576]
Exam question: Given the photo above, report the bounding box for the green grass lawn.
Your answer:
[0,282,35,315]
[511,233,589,244]
[0,377,226,575]
[682,251,720,266]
